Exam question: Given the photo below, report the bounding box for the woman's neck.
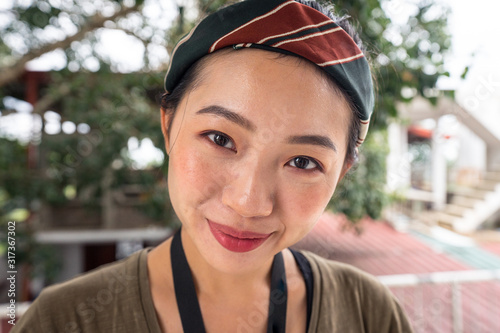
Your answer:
[147,231,306,333]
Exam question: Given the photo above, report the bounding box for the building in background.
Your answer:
[0,70,173,304]
[387,94,500,234]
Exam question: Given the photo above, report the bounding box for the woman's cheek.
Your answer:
[283,181,333,231]
[171,147,226,205]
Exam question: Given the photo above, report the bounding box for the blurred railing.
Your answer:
[380,270,500,333]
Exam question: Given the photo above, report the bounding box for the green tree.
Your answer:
[325,0,451,223]
[0,0,452,233]
[0,0,173,223]
[0,0,174,291]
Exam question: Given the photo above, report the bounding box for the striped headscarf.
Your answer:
[164,0,374,147]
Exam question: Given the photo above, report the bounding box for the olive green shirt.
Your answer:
[12,249,413,332]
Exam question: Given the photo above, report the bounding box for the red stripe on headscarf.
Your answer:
[209,1,363,65]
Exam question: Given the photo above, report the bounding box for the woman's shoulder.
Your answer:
[300,249,384,288]
[46,247,146,298]
[12,248,155,333]
[298,250,414,333]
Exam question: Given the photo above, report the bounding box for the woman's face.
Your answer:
[163,48,352,273]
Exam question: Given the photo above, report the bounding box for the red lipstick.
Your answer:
[208,220,272,253]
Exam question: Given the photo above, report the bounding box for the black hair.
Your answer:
[294,0,367,165]
[160,0,370,166]
[160,58,205,140]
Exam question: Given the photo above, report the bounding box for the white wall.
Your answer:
[456,123,486,171]
[456,68,500,141]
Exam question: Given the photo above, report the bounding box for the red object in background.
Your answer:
[408,125,452,140]
[408,125,433,140]
[2,318,12,333]
[21,71,50,170]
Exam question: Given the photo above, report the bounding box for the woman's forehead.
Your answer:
[184,48,352,149]
[196,48,348,103]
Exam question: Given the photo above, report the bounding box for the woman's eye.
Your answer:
[288,156,320,171]
[206,132,235,150]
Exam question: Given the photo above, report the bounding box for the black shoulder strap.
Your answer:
[170,229,288,333]
[267,251,288,332]
[171,230,206,333]
[290,249,313,331]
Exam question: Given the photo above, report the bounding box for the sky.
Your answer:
[437,0,500,138]
[1,0,500,167]
[439,0,500,87]
[17,0,500,86]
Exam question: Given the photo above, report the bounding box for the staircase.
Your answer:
[420,167,500,233]
[398,96,500,233]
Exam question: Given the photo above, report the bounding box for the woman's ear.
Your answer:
[339,158,353,182]
[160,108,171,155]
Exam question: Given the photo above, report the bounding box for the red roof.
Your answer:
[295,212,470,275]
[295,213,500,333]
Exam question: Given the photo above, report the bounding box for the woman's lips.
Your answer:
[207,220,272,253]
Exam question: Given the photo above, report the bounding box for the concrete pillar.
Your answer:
[56,244,84,283]
[432,118,447,210]
[101,167,115,229]
[387,122,411,191]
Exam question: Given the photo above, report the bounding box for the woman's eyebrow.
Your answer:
[195,105,336,152]
[196,105,256,132]
[287,135,338,153]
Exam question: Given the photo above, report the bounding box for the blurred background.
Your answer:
[1,0,500,332]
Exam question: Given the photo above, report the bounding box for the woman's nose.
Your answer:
[221,160,274,218]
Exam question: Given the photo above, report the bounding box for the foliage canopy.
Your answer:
[0,0,452,231]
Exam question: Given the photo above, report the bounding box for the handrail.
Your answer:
[379,269,500,333]
[378,269,500,287]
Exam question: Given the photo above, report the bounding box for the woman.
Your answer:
[13,0,413,332]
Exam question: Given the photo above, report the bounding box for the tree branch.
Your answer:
[31,83,71,115]
[0,4,141,88]
[105,26,151,47]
